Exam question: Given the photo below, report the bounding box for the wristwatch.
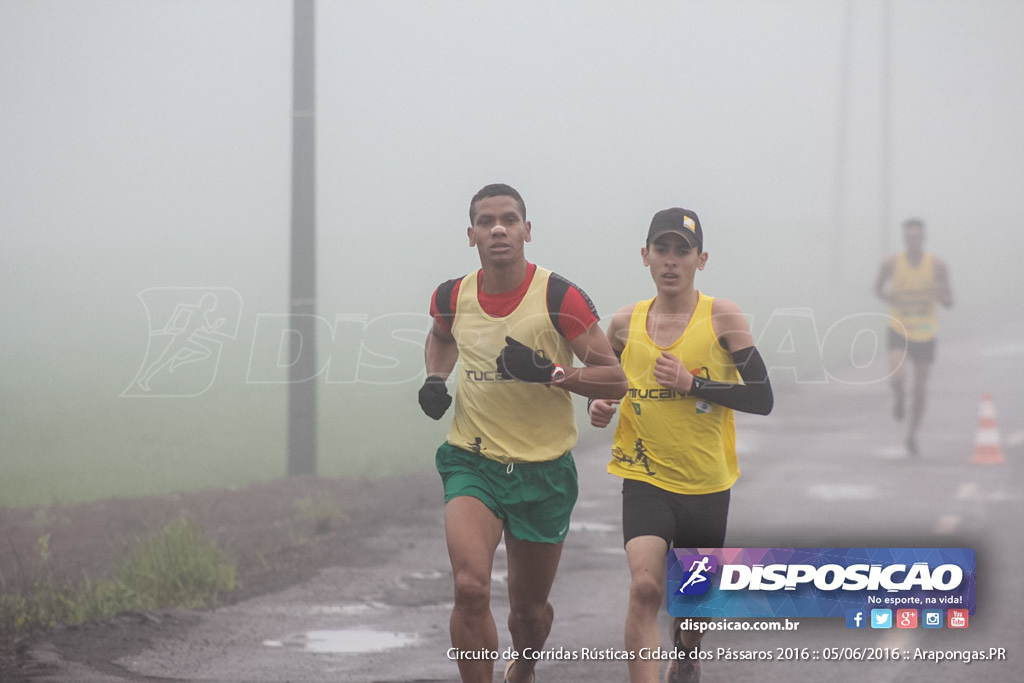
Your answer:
[550,363,566,384]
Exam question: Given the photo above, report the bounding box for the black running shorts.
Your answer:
[887,327,936,363]
[621,478,730,549]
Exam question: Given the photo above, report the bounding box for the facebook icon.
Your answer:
[845,609,867,629]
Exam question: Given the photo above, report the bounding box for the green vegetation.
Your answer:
[0,518,236,635]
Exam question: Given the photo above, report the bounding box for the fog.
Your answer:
[2,0,1023,505]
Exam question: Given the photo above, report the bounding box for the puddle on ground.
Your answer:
[264,628,419,653]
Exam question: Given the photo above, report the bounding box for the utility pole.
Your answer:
[288,0,317,476]
[880,0,893,259]
[831,0,853,290]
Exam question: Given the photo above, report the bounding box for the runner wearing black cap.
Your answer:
[589,207,773,683]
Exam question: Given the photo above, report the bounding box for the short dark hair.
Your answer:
[903,218,925,232]
[469,183,526,223]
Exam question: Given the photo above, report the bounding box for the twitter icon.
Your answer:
[870,609,892,629]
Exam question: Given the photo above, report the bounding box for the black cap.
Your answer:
[646,207,703,252]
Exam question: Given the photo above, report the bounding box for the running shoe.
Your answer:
[666,628,701,683]
[504,659,535,683]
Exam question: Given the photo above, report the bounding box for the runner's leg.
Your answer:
[624,535,669,683]
[888,347,907,421]
[504,533,564,683]
[907,359,932,449]
[445,496,505,683]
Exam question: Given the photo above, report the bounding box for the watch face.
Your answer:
[551,366,566,383]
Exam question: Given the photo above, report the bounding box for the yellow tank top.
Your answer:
[608,293,740,494]
[448,267,576,464]
[889,252,937,342]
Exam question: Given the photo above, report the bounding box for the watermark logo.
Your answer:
[119,302,915,394]
[667,548,976,619]
[676,555,718,596]
[123,288,243,397]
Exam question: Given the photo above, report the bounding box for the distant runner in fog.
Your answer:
[874,218,954,455]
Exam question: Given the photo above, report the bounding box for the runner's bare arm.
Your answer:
[710,298,755,354]
[934,259,954,308]
[425,319,459,378]
[874,258,896,304]
[559,321,627,400]
[587,304,633,426]
[604,303,634,357]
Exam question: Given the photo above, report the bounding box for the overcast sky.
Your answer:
[4,1,1023,309]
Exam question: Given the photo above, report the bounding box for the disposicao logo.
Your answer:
[675,555,718,596]
[667,548,976,619]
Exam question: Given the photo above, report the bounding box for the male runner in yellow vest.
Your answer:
[418,183,626,683]
[874,218,954,455]
[589,208,773,683]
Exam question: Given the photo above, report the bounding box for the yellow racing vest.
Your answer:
[888,252,938,342]
[608,293,740,494]
[448,267,576,464]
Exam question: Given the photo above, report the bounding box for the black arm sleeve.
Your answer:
[687,346,774,415]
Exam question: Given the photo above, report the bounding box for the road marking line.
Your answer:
[806,483,875,501]
[934,514,959,534]
[954,482,977,501]
[569,521,618,533]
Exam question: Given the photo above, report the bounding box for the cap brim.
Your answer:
[649,229,701,249]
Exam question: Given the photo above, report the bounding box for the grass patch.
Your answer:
[114,518,237,609]
[0,518,235,635]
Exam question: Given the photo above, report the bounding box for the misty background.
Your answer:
[2,0,1023,507]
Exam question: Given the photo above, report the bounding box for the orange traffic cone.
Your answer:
[971,393,1005,465]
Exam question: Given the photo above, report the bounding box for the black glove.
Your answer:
[496,336,555,383]
[418,375,452,420]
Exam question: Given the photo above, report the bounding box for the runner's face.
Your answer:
[904,225,925,255]
[641,233,706,293]
[467,195,531,266]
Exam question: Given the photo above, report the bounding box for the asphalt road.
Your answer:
[27,317,1023,682]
